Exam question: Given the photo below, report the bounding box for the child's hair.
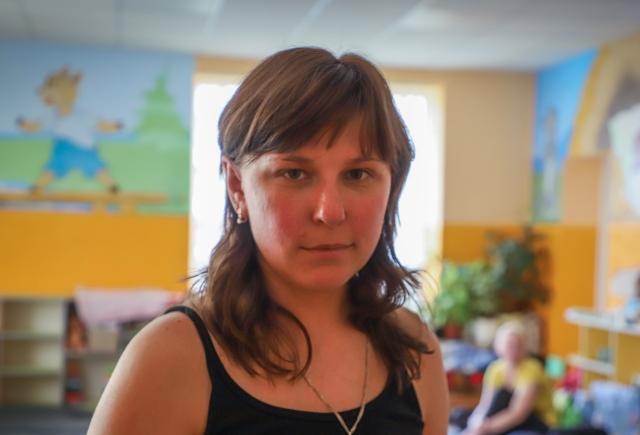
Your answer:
[493,320,526,356]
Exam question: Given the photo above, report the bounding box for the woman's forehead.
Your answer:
[264,122,383,158]
[269,151,385,164]
[244,121,387,165]
[252,146,385,168]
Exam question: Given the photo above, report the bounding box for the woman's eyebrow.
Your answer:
[277,156,312,164]
[348,156,384,164]
[277,155,383,164]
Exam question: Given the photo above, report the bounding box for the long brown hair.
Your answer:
[190,47,431,388]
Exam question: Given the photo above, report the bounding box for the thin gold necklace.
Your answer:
[302,339,369,435]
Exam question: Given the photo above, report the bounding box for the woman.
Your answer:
[464,321,556,435]
[88,47,448,435]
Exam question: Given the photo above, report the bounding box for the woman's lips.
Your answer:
[302,243,354,251]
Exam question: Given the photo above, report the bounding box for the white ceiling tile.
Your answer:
[26,6,116,42]
[1,0,639,70]
[301,0,421,46]
[122,0,214,14]
[517,0,640,23]
[22,0,116,12]
[0,0,30,38]
[202,0,318,54]
[120,9,209,39]
[211,0,317,34]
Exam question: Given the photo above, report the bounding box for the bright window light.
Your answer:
[189,83,237,273]
[393,93,443,271]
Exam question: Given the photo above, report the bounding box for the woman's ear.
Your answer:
[222,157,244,210]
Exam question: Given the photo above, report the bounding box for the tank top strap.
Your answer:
[164,305,220,384]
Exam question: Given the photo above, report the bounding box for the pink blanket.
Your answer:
[75,288,184,326]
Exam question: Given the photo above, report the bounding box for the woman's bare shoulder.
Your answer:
[87,310,211,435]
[392,307,437,346]
[393,307,449,435]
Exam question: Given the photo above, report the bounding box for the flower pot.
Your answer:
[469,316,500,348]
[443,322,464,339]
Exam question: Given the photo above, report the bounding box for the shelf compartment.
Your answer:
[0,366,63,377]
[0,331,63,341]
[567,354,614,376]
[0,298,66,335]
[66,350,118,360]
[1,340,63,368]
[565,307,640,336]
[0,376,63,406]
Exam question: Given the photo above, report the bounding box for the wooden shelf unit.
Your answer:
[0,295,156,409]
[0,297,66,406]
[565,307,640,386]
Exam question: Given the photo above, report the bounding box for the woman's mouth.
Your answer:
[302,243,354,251]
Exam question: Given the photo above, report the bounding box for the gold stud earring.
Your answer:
[236,208,247,224]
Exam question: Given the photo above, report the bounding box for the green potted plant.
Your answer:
[431,261,481,338]
[485,226,550,312]
[430,227,549,344]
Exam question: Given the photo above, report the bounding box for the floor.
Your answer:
[0,407,91,435]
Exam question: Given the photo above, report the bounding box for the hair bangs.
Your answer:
[222,49,403,166]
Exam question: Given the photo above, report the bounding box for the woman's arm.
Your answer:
[87,313,211,435]
[417,325,449,435]
[473,384,538,435]
[466,382,495,429]
[397,309,449,435]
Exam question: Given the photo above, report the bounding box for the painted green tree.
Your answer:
[136,74,188,146]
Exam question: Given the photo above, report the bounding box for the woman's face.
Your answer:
[226,118,392,295]
[498,331,526,362]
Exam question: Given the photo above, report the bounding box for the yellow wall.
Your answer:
[0,211,188,296]
[534,225,597,356]
[442,224,522,262]
[607,223,640,307]
[382,68,535,224]
[195,56,257,82]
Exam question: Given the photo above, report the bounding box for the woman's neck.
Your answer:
[261,272,352,336]
[505,356,525,369]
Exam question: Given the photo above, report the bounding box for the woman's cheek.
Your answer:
[358,193,388,225]
[261,192,301,242]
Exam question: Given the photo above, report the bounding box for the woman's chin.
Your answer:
[296,274,353,294]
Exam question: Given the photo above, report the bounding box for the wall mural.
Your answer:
[572,33,640,220]
[532,50,596,222]
[0,41,193,214]
[534,32,640,309]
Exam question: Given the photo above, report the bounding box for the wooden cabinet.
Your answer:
[565,307,640,386]
[0,297,66,406]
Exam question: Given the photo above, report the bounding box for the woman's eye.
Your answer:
[346,169,371,181]
[282,169,306,180]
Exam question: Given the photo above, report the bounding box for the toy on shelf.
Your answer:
[622,273,640,325]
[66,306,87,351]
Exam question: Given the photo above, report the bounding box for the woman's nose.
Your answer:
[312,182,346,227]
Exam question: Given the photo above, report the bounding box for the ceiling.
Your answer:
[1,0,640,70]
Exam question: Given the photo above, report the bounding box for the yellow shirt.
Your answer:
[484,357,557,426]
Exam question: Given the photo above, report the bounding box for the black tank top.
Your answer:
[165,305,424,435]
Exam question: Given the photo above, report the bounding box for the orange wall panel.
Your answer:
[607,222,640,308]
[532,225,597,356]
[442,224,522,262]
[0,211,189,296]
